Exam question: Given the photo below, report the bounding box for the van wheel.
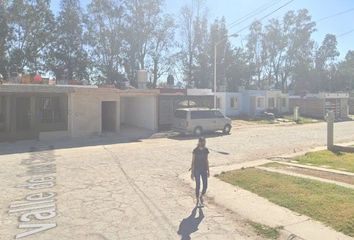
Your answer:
[194,127,203,136]
[223,124,231,134]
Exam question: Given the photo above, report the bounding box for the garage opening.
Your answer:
[102,101,117,132]
[120,96,157,131]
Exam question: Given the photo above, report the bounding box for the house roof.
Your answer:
[0,84,159,96]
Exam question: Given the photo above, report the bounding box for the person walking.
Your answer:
[190,137,210,207]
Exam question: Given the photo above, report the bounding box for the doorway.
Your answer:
[13,96,37,140]
[16,97,31,131]
[101,101,117,132]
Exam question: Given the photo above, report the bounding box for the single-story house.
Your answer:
[157,88,214,130]
[289,92,350,120]
[0,84,159,142]
[216,89,289,118]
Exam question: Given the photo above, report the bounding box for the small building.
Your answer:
[289,92,350,120]
[216,89,289,118]
[0,84,159,142]
[157,88,213,130]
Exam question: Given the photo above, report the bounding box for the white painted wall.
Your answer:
[68,89,120,138]
[215,92,243,117]
[224,93,243,117]
[215,92,227,115]
[120,96,157,131]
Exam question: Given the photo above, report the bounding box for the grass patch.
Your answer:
[231,117,276,124]
[249,221,281,239]
[218,168,354,237]
[261,162,285,168]
[296,150,354,173]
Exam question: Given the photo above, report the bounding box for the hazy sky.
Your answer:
[51,0,354,58]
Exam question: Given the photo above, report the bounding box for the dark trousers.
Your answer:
[195,170,208,198]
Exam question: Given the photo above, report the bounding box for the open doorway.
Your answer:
[16,97,31,131]
[101,101,117,132]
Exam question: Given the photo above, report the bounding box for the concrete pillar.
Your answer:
[327,111,335,151]
[294,106,299,122]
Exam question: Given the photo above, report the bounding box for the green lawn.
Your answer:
[218,168,354,237]
[295,150,354,173]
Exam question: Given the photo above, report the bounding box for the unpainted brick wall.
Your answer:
[289,98,324,119]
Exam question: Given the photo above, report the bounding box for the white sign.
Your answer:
[8,145,58,239]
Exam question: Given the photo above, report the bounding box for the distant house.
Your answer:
[289,92,350,120]
[216,89,289,118]
[157,88,214,130]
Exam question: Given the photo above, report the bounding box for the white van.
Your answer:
[173,108,232,136]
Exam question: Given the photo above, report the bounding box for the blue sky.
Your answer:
[51,0,354,58]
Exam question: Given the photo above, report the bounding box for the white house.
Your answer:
[216,89,289,117]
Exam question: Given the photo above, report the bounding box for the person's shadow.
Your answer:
[177,207,204,240]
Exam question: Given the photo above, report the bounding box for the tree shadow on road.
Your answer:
[177,207,204,240]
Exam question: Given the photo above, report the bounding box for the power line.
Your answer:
[317,7,354,22]
[234,0,296,35]
[228,0,283,29]
[337,28,354,38]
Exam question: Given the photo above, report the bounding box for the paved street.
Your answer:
[1,121,354,240]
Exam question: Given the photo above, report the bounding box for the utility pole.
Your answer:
[214,34,238,108]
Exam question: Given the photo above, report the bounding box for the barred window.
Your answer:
[39,97,63,123]
[257,97,265,108]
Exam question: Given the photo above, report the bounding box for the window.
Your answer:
[191,110,215,119]
[256,97,265,109]
[38,97,63,123]
[230,97,238,109]
[216,98,221,108]
[282,98,287,108]
[174,110,187,119]
[268,98,275,108]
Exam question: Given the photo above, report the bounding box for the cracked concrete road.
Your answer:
[1,121,354,240]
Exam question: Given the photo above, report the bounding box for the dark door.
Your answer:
[13,97,37,140]
[16,97,31,131]
[102,101,117,132]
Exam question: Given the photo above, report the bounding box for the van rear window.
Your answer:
[174,110,187,119]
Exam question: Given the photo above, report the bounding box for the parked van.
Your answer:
[173,108,232,136]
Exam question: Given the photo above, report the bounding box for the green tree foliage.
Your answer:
[335,51,354,91]
[179,0,207,88]
[148,14,176,88]
[85,0,126,85]
[246,20,266,89]
[124,0,175,87]
[47,0,88,82]
[0,1,353,92]
[0,1,9,79]
[209,17,235,90]
[7,0,54,73]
